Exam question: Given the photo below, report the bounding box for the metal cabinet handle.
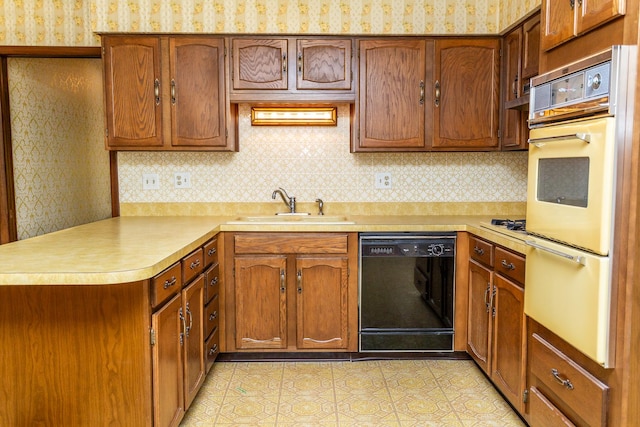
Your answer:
[501,259,516,270]
[570,0,575,9]
[163,276,177,289]
[512,73,518,97]
[179,307,186,345]
[525,240,586,266]
[210,276,219,287]
[207,247,217,256]
[170,79,176,104]
[434,80,441,106]
[209,311,218,321]
[474,246,485,256]
[209,344,218,355]
[419,80,425,105]
[491,287,497,317]
[190,259,200,270]
[282,53,287,73]
[551,368,574,390]
[297,270,302,294]
[280,269,286,293]
[185,302,193,338]
[297,52,303,73]
[484,283,491,313]
[154,79,160,105]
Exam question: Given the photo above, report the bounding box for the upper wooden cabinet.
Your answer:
[229,37,355,102]
[432,38,501,151]
[354,38,433,152]
[102,35,236,151]
[541,0,625,51]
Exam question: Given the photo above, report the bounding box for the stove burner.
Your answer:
[491,219,526,231]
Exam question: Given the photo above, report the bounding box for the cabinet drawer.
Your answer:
[529,386,576,427]
[182,248,204,284]
[204,326,219,374]
[234,233,348,254]
[469,236,494,267]
[204,294,219,340]
[150,262,182,308]
[530,333,608,427]
[203,237,219,268]
[204,263,220,304]
[494,247,525,284]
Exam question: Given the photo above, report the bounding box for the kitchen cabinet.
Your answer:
[501,12,540,151]
[540,0,625,51]
[229,37,355,102]
[151,248,205,427]
[432,38,501,150]
[224,232,358,352]
[467,235,527,414]
[354,38,434,151]
[527,318,609,426]
[102,35,235,151]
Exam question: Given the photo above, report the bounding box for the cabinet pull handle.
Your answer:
[551,368,574,390]
[501,259,516,270]
[484,283,491,313]
[185,303,193,338]
[419,80,425,105]
[209,344,218,355]
[163,276,177,289]
[570,0,575,9]
[209,311,218,321]
[154,79,160,105]
[207,247,217,256]
[210,276,219,287]
[179,307,186,345]
[282,53,287,73]
[491,287,497,317]
[434,80,441,107]
[280,269,286,293]
[473,246,485,256]
[512,73,518,97]
[190,259,200,270]
[297,52,303,73]
[297,270,302,294]
[170,79,176,104]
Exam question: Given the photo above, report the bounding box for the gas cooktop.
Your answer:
[479,219,529,240]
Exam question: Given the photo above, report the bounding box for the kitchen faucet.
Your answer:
[272,187,296,213]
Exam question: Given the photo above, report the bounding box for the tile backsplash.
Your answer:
[118,105,528,205]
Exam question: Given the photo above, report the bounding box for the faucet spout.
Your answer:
[272,187,296,213]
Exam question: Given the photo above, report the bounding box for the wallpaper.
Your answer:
[9,58,112,239]
[118,105,528,204]
[0,0,541,46]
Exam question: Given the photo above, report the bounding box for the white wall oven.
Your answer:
[524,46,637,368]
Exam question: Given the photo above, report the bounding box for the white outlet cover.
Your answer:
[375,172,392,189]
[174,172,191,189]
[142,173,159,190]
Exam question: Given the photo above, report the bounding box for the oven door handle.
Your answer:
[525,240,586,266]
[527,133,591,146]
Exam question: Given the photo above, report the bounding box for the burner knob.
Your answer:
[429,244,444,256]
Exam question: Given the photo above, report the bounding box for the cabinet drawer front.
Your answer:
[529,386,576,427]
[204,294,219,340]
[494,247,525,284]
[151,262,182,308]
[182,248,204,284]
[204,327,219,374]
[234,233,348,254]
[204,263,220,304]
[469,236,494,267]
[530,333,608,427]
[203,237,219,268]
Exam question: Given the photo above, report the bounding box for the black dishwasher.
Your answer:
[359,233,456,352]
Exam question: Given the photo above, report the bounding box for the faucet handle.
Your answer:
[315,198,324,215]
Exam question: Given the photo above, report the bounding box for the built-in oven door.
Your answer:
[524,236,612,367]
[526,116,616,255]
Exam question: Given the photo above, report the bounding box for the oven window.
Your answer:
[537,157,589,207]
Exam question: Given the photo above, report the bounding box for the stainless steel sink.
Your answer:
[226,214,355,225]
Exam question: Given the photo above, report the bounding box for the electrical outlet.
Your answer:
[375,172,392,189]
[174,172,191,189]
[142,173,159,190]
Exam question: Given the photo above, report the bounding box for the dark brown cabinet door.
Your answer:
[296,39,352,90]
[356,39,433,151]
[182,275,205,410]
[491,274,526,414]
[232,38,288,90]
[152,293,185,427]
[234,256,288,349]
[521,13,541,84]
[501,29,523,150]
[576,0,625,35]
[103,36,163,148]
[296,257,349,349]
[433,38,500,150]
[170,38,228,148]
[541,0,576,51]
[467,259,492,373]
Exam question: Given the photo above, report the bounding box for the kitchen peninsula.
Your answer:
[0,214,528,426]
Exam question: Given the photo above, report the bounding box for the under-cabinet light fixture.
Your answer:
[250,107,337,126]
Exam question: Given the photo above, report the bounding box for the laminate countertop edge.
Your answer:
[0,215,529,285]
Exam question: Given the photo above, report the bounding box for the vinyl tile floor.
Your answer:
[180,359,527,426]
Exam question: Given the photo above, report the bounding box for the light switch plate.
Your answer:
[142,173,159,190]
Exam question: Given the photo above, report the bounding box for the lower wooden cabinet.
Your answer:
[467,235,527,414]
[224,232,358,352]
